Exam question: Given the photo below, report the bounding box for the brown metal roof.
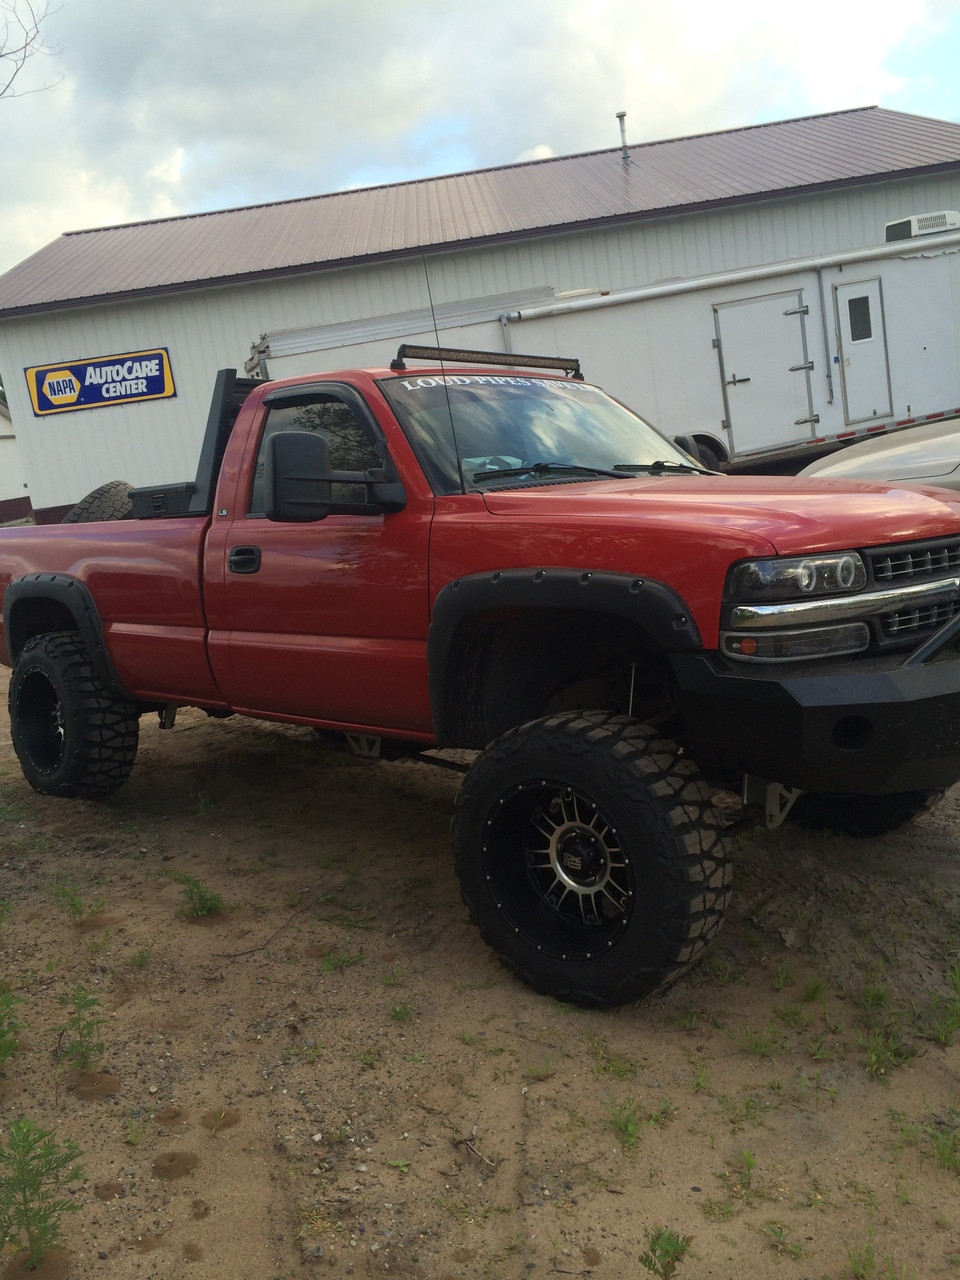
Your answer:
[2,106,960,317]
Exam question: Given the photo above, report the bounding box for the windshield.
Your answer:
[377,372,700,494]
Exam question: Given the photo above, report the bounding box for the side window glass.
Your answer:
[249,395,383,515]
[847,296,872,342]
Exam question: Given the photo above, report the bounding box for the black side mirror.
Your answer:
[265,431,406,522]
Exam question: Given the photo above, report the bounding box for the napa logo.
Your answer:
[25,348,176,416]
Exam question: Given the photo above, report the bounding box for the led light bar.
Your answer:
[390,344,582,379]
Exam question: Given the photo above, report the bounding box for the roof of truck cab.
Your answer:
[2,106,960,318]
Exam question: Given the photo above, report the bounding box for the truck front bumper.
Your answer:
[671,641,960,795]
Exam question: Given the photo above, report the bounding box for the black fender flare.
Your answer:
[3,573,127,696]
[427,567,702,741]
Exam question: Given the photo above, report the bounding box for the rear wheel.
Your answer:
[9,633,139,798]
[452,710,731,1007]
[788,790,941,837]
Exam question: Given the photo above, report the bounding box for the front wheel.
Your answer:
[452,710,731,1007]
[9,633,140,798]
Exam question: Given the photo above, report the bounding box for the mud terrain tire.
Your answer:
[61,480,134,523]
[452,710,731,1007]
[9,633,140,798]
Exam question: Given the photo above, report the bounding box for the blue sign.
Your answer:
[25,348,176,416]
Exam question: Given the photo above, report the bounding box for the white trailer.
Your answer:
[247,221,960,470]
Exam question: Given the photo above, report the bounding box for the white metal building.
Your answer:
[2,105,960,520]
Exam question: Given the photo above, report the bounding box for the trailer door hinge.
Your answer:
[789,361,814,372]
[783,305,809,316]
[794,414,820,425]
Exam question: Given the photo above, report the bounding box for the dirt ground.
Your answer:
[1,667,960,1280]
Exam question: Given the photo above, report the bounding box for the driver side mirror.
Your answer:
[265,431,406,522]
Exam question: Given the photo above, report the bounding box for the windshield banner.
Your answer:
[24,348,176,416]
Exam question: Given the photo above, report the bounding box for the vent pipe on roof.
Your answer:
[616,111,629,166]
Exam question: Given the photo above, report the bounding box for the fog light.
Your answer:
[721,623,870,662]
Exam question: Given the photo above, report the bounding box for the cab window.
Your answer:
[248,394,383,515]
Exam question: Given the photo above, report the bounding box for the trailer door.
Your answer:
[714,291,817,455]
[833,279,892,424]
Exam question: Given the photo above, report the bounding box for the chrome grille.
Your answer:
[864,537,960,648]
[869,539,960,583]
[879,599,960,639]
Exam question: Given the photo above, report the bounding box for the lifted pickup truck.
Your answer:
[5,345,960,1007]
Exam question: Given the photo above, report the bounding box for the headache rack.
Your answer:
[390,343,582,380]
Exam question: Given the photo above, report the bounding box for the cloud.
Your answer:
[0,0,954,274]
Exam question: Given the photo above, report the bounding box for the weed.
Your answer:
[0,1118,84,1268]
[0,989,25,1073]
[192,791,214,817]
[859,1025,914,1081]
[381,965,405,987]
[739,1148,757,1191]
[639,1225,693,1278]
[387,1159,410,1173]
[774,1003,808,1030]
[773,963,792,991]
[763,1220,803,1258]
[322,951,361,972]
[0,899,9,936]
[590,1034,638,1078]
[801,977,825,1003]
[389,1003,411,1023]
[860,985,891,1019]
[57,984,105,1074]
[608,1099,644,1148]
[845,1225,876,1278]
[51,875,104,925]
[283,1042,323,1064]
[672,1009,702,1031]
[648,1100,678,1128]
[921,1107,960,1174]
[693,1065,708,1093]
[731,1026,780,1059]
[700,1196,734,1222]
[130,949,152,971]
[525,1059,555,1082]
[162,870,224,918]
[124,1117,148,1146]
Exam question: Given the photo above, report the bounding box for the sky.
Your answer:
[1,0,960,276]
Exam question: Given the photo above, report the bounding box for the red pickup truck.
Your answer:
[5,345,960,1006]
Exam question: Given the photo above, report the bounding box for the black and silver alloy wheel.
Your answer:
[454,710,731,1007]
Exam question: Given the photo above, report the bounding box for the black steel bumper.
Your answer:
[671,628,960,795]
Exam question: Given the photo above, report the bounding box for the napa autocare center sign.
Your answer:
[24,348,176,415]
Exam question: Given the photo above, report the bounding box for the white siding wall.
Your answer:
[2,172,959,511]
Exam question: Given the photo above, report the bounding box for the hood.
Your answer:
[802,419,960,486]
[479,473,960,556]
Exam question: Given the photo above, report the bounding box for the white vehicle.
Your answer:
[800,416,960,491]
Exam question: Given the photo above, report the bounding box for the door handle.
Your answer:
[228,545,261,574]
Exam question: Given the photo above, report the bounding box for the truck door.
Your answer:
[833,278,893,424]
[713,290,818,456]
[202,384,434,735]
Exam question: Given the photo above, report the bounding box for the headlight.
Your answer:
[727,552,866,602]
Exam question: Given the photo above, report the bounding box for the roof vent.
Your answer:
[885,210,960,241]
